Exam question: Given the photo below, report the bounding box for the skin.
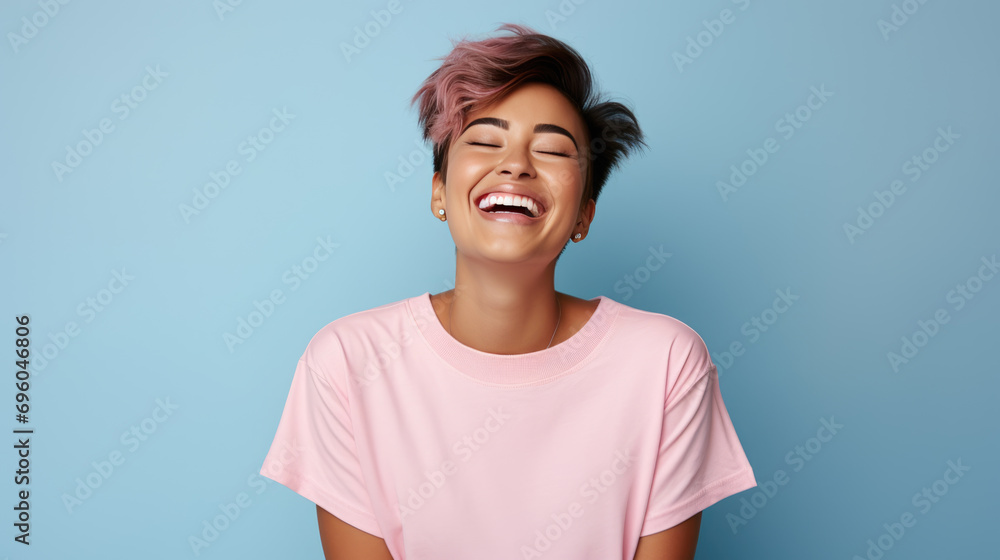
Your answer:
[429,81,597,354]
[633,512,702,560]
[317,505,393,559]
[317,82,702,559]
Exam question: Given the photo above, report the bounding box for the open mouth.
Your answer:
[476,193,545,218]
[487,204,533,217]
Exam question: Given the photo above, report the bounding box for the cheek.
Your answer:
[447,153,491,180]
[551,165,584,190]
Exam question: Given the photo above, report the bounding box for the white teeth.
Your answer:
[527,198,540,217]
[479,192,541,217]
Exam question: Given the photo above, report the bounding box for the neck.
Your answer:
[443,255,562,355]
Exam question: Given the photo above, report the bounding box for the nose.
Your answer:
[495,143,536,180]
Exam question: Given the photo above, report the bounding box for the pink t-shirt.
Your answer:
[260,292,756,559]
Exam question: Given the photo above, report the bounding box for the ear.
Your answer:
[578,197,596,233]
[432,171,446,212]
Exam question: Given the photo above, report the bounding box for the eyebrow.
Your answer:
[461,117,578,149]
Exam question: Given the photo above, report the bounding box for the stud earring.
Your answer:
[574,233,582,240]
[438,208,446,221]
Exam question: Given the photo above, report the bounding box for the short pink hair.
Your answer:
[410,23,646,204]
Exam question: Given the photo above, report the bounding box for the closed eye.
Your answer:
[467,142,571,158]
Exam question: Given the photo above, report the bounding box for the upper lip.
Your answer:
[475,185,547,217]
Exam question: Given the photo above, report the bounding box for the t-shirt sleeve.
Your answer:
[259,336,382,538]
[640,328,757,537]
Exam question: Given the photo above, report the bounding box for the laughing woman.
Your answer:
[260,23,757,560]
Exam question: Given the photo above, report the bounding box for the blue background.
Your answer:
[2,0,996,558]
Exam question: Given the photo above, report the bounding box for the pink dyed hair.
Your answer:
[410,23,646,205]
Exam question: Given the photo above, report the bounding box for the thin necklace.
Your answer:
[447,294,562,349]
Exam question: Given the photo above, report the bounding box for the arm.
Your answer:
[633,511,702,560]
[317,505,394,560]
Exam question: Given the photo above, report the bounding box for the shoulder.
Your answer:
[609,298,711,361]
[299,294,417,380]
[604,297,714,399]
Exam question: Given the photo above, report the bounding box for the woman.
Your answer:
[260,23,757,560]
